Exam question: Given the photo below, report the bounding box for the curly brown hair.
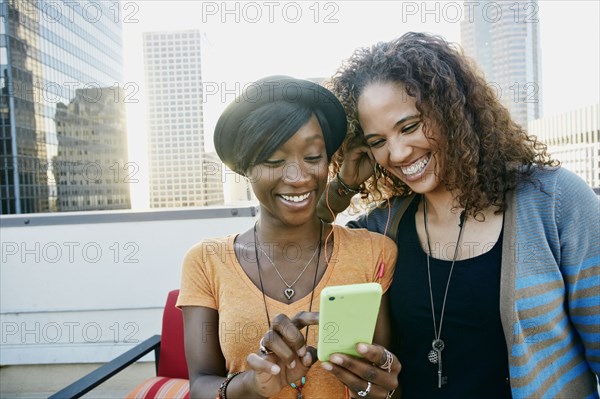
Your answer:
[329,32,557,215]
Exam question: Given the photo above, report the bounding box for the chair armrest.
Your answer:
[49,334,161,399]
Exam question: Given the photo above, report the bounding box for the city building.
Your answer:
[461,0,542,127]
[53,87,130,211]
[0,0,129,214]
[143,30,223,208]
[528,104,600,189]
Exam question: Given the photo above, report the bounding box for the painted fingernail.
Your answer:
[302,353,312,367]
[321,362,333,371]
[271,365,280,374]
[297,346,307,357]
[357,343,368,354]
[330,355,343,365]
[288,360,296,369]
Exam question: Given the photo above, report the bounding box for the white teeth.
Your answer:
[401,155,430,176]
[281,193,310,202]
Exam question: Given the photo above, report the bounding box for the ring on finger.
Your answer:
[357,381,372,397]
[259,337,273,356]
[379,349,393,373]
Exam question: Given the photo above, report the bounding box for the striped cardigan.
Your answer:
[347,167,600,398]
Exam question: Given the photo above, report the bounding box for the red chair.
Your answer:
[50,290,190,399]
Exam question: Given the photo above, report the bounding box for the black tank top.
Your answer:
[388,199,512,399]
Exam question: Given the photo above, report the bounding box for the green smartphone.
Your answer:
[317,283,383,362]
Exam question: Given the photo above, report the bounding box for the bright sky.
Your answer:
[122,1,600,209]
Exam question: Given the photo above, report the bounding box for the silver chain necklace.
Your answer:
[423,199,467,389]
[255,220,323,300]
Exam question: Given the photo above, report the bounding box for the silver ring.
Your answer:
[380,349,393,373]
[259,337,273,355]
[357,381,372,397]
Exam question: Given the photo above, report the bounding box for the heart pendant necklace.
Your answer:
[253,221,324,397]
[255,221,322,300]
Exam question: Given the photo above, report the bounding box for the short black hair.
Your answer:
[214,76,346,175]
[232,101,330,174]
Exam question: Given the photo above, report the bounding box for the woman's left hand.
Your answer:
[321,343,400,398]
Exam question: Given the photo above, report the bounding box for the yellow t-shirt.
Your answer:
[177,225,397,399]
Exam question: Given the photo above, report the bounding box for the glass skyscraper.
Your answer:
[461,0,542,128]
[0,0,130,214]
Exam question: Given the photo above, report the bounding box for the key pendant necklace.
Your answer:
[423,199,467,388]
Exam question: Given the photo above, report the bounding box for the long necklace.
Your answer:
[253,222,324,399]
[423,199,467,389]
[255,221,322,300]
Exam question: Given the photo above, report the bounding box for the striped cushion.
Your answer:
[126,377,190,399]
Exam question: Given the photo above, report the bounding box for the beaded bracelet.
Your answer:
[216,371,243,399]
[336,173,361,196]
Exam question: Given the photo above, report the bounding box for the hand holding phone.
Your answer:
[317,283,382,362]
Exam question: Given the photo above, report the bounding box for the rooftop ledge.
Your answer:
[1,204,260,367]
[1,203,260,227]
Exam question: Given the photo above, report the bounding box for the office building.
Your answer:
[461,0,542,127]
[0,0,129,213]
[143,30,224,208]
[528,104,599,188]
[53,87,130,211]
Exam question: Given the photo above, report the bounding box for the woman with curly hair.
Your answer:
[317,32,599,399]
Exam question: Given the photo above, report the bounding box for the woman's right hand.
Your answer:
[245,312,318,397]
[338,144,375,188]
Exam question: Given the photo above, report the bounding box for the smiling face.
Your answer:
[358,81,446,196]
[247,114,329,227]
